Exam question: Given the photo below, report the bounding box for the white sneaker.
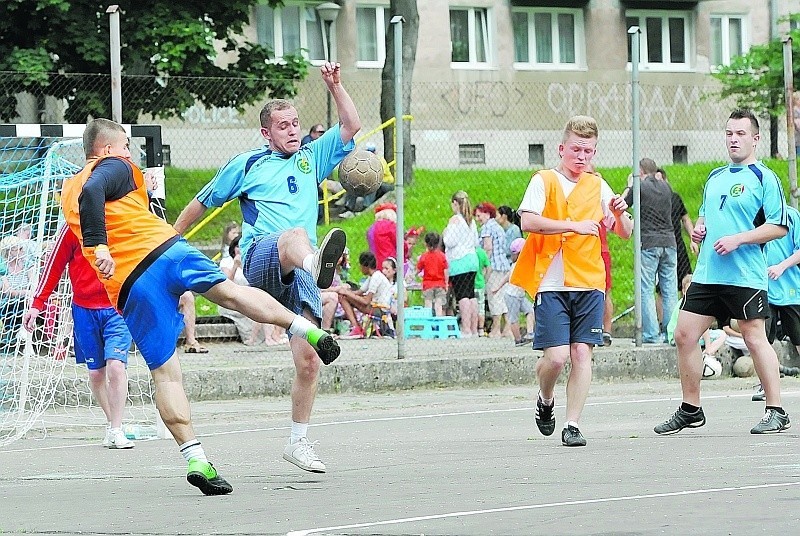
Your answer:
[283,437,326,473]
[107,428,135,449]
[102,425,112,448]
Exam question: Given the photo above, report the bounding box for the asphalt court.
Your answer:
[2,379,799,535]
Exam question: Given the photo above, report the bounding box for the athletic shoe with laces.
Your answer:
[106,427,134,449]
[283,437,326,473]
[561,424,587,446]
[653,407,706,435]
[535,396,556,436]
[312,228,347,289]
[752,384,765,402]
[750,409,791,434]
[186,459,233,495]
[306,327,341,365]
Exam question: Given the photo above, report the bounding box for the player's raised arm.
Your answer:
[174,198,208,235]
[320,62,361,144]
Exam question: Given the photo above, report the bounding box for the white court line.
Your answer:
[285,481,800,536]
[0,391,794,454]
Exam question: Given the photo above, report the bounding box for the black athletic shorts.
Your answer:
[681,282,769,324]
[767,304,800,345]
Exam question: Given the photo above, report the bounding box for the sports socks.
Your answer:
[302,253,314,274]
[538,392,554,406]
[564,420,579,429]
[681,402,701,413]
[290,421,309,444]
[289,316,316,339]
[179,439,208,463]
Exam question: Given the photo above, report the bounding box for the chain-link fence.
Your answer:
[0,71,789,364]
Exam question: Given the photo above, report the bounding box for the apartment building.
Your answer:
[162,1,800,169]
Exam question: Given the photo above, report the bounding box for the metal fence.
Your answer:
[0,71,788,363]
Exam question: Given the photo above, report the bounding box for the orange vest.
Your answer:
[510,169,606,298]
[61,155,178,308]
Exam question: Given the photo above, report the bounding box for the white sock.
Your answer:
[288,315,315,339]
[564,420,579,429]
[290,421,309,444]
[179,439,208,463]
[302,253,314,274]
[538,392,554,406]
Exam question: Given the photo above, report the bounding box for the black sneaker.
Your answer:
[752,385,765,402]
[750,409,791,434]
[561,424,587,446]
[535,396,556,436]
[653,407,706,435]
[186,460,233,496]
[312,228,347,289]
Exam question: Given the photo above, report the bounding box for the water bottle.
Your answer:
[123,423,157,440]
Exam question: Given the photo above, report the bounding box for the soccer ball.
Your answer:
[339,149,383,196]
[701,354,723,379]
[732,355,755,378]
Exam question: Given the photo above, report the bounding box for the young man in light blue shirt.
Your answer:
[175,62,360,473]
[655,109,790,436]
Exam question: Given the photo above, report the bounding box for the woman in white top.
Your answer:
[442,190,479,336]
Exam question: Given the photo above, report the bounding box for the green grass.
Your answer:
[165,159,795,318]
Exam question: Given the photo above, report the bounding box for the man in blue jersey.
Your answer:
[752,206,800,401]
[654,109,790,436]
[174,62,360,473]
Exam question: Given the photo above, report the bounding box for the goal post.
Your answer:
[0,123,165,447]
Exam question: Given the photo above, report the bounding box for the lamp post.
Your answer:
[316,2,341,128]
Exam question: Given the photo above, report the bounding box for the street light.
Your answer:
[316,2,341,128]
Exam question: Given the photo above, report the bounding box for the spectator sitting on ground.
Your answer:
[381,256,404,319]
[416,231,449,317]
[335,251,394,339]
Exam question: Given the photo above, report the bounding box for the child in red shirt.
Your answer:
[416,232,449,316]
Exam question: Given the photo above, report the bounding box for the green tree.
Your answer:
[0,0,308,123]
[711,15,800,156]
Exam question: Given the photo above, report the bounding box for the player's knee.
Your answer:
[296,349,321,379]
[87,368,104,385]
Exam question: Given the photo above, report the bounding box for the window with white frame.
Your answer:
[511,7,584,69]
[254,2,328,63]
[450,7,491,67]
[356,5,390,67]
[626,10,692,70]
[710,15,746,68]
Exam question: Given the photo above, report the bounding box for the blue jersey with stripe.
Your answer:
[693,161,787,290]
[196,125,354,262]
[765,206,800,305]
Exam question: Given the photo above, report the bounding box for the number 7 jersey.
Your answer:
[693,161,788,290]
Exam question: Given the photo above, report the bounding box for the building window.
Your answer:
[710,15,746,68]
[254,2,327,63]
[528,144,544,166]
[450,7,491,68]
[356,5,390,67]
[459,144,485,165]
[673,145,688,165]
[512,8,584,69]
[626,10,691,70]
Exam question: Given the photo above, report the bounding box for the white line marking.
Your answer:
[285,481,800,536]
[1,391,793,453]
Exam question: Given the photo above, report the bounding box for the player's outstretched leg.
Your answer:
[306,326,340,365]
[312,228,346,289]
[186,460,233,496]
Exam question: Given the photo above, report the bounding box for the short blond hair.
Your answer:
[562,115,598,143]
[83,118,126,159]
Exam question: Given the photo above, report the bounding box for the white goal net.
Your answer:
[0,133,156,447]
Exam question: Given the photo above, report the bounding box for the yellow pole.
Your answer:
[183,200,234,240]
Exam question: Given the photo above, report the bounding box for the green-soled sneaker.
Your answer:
[186,459,233,496]
[307,328,341,365]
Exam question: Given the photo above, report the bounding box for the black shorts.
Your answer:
[450,271,476,301]
[767,304,800,345]
[681,283,769,324]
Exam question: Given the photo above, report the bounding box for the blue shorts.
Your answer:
[533,290,604,349]
[243,233,322,321]
[72,304,133,371]
[121,239,227,370]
